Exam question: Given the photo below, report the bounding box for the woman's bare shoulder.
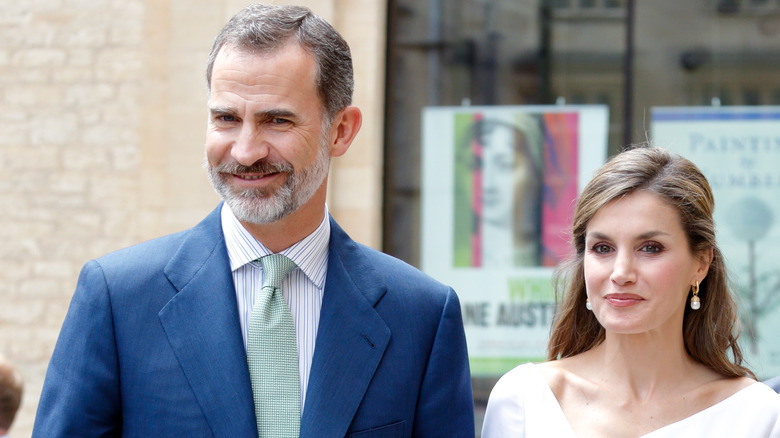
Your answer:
[534,355,596,396]
[699,375,757,402]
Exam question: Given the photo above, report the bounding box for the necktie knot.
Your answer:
[259,254,297,291]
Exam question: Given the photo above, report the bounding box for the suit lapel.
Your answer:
[158,205,257,437]
[300,219,391,437]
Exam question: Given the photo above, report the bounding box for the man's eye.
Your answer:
[272,118,290,124]
[217,114,236,122]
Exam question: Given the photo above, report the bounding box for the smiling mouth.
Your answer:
[235,173,276,180]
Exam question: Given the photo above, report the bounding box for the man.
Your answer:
[34,4,474,437]
[0,355,23,438]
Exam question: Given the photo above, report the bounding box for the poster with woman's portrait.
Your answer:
[422,105,608,375]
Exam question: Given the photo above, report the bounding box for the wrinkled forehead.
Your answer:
[210,41,318,88]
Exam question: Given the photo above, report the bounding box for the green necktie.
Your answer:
[247,254,300,437]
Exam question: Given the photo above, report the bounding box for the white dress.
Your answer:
[482,363,780,438]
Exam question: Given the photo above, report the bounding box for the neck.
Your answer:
[586,331,700,401]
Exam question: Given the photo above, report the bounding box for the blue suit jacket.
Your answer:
[33,205,474,437]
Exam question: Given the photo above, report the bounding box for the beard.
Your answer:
[206,135,331,224]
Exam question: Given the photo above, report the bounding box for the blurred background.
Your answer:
[2,0,779,436]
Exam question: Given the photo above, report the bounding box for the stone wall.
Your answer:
[0,1,385,436]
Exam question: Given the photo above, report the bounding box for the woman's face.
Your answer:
[481,125,516,226]
[583,190,710,337]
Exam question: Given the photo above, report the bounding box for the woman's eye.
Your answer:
[640,243,662,253]
[592,244,612,254]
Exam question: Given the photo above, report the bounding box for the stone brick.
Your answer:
[0,260,33,281]
[30,192,90,210]
[110,144,141,172]
[59,26,108,48]
[0,146,60,170]
[0,28,24,48]
[52,66,95,84]
[89,174,138,208]
[0,221,55,241]
[19,23,58,47]
[31,114,79,145]
[11,48,67,68]
[65,84,116,106]
[28,0,67,14]
[62,148,111,170]
[82,125,137,147]
[18,280,59,302]
[76,107,101,125]
[104,99,140,125]
[0,121,31,145]
[50,171,89,194]
[47,238,95,262]
[0,1,30,27]
[95,49,143,83]
[32,260,74,279]
[60,212,103,237]
[15,69,51,84]
[107,3,145,46]
[4,85,65,107]
[68,48,95,66]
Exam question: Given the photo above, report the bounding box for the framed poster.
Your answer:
[421,105,609,375]
[652,106,780,379]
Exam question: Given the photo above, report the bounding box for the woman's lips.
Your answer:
[604,294,644,307]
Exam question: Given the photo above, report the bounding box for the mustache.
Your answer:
[212,159,293,174]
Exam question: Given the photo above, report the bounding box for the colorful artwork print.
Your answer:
[453,111,578,268]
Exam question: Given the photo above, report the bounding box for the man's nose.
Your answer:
[231,124,270,166]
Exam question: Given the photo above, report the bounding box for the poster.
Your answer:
[651,106,780,379]
[421,105,609,375]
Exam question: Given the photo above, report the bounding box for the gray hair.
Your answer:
[205,3,354,121]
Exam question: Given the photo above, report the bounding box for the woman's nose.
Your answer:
[610,251,637,285]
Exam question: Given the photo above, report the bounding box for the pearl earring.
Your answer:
[586,298,592,311]
[690,280,701,310]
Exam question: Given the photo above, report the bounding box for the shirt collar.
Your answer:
[221,203,330,288]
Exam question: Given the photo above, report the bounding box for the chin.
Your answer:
[227,194,297,224]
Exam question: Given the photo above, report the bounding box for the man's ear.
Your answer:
[328,106,362,158]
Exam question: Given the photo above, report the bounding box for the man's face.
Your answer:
[205,42,331,224]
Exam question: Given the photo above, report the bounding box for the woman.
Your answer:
[482,147,780,437]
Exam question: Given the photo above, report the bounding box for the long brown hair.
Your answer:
[546,146,754,379]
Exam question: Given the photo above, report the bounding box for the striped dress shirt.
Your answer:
[220,203,329,411]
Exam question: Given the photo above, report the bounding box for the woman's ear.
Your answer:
[328,106,362,158]
[696,247,714,281]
